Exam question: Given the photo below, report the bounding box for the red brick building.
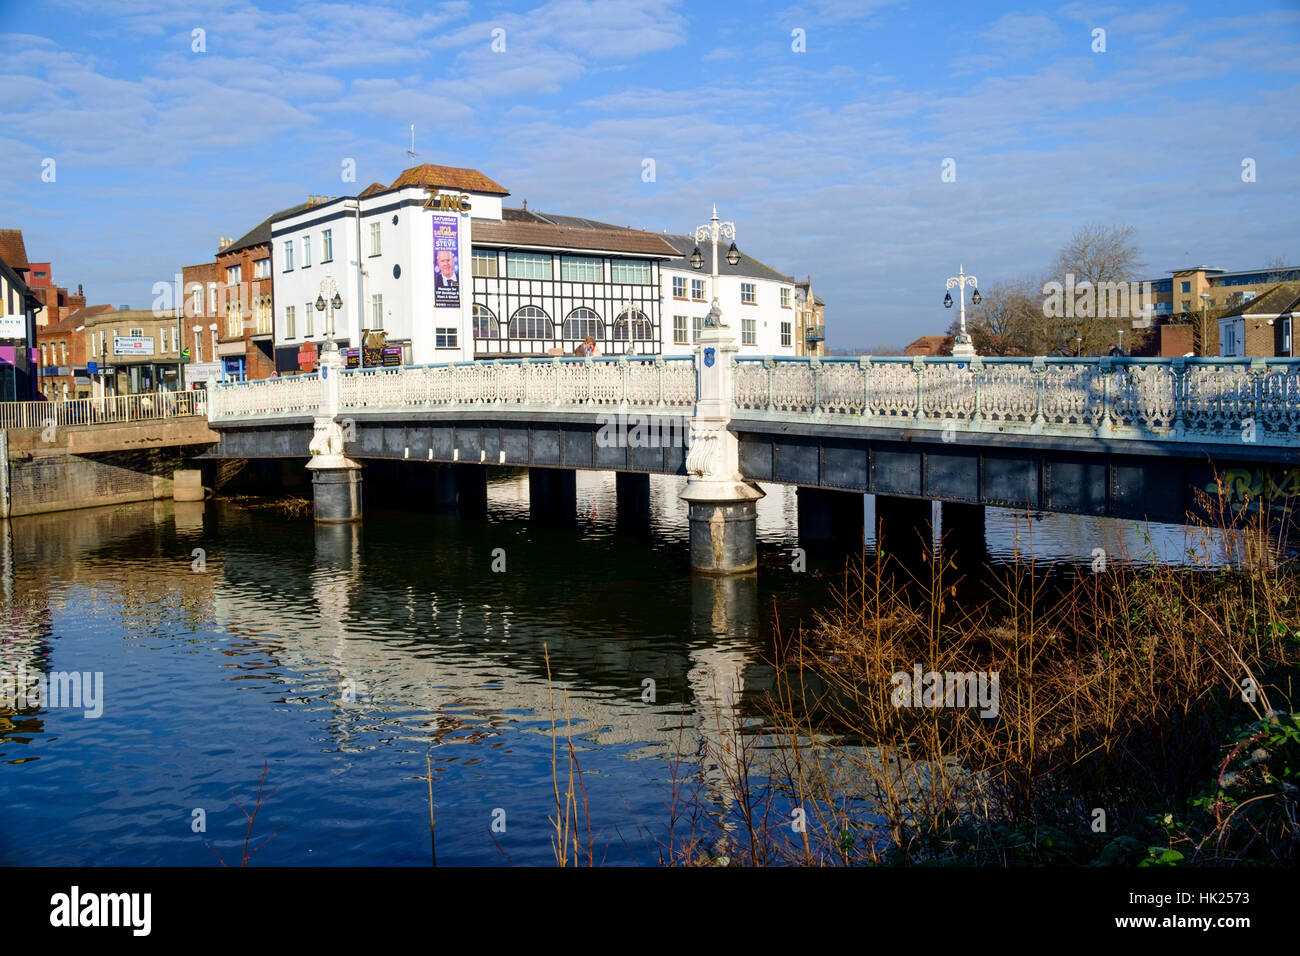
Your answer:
[37,304,113,400]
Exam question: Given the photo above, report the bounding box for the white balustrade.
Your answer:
[0,390,202,429]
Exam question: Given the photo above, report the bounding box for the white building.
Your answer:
[270,163,806,369]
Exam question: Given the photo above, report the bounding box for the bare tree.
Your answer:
[1039,223,1146,355]
[1053,222,1144,288]
[949,277,1041,355]
[1263,255,1293,285]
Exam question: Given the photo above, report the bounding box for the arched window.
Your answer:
[562,307,603,341]
[509,305,552,339]
[614,309,652,340]
[473,304,499,339]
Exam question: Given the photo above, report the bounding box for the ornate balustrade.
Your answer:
[732,356,1300,447]
[0,390,202,429]
[208,372,321,421]
[209,357,696,422]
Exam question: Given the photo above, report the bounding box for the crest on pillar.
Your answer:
[703,347,716,368]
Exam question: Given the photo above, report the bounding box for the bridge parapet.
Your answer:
[209,356,696,421]
[732,355,1300,447]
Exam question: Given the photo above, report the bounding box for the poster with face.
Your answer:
[433,215,459,308]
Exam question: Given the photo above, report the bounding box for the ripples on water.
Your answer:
[0,471,1265,865]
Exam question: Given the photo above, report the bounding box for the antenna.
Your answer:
[407,124,419,163]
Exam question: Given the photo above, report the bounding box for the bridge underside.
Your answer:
[735,419,1300,524]
[202,413,689,476]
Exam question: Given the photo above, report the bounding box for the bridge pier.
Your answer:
[529,467,576,524]
[680,484,764,574]
[429,463,487,516]
[615,472,651,528]
[939,501,987,567]
[796,487,865,552]
[874,494,933,563]
[311,464,363,523]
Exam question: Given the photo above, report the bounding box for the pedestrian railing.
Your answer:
[731,356,1300,447]
[0,390,204,430]
[207,373,320,421]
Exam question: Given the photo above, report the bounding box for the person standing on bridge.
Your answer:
[576,335,599,357]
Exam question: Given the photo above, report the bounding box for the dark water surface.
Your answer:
[0,471,1249,865]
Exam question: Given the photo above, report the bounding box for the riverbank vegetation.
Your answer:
[662,507,1300,866]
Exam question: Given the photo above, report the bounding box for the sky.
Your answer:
[1,0,1297,350]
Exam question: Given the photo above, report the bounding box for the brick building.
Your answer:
[82,308,185,396]
[38,304,114,400]
[0,228,42,399]
[1217,283,1299,358]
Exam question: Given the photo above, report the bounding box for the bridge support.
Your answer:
[615,472,651,528]
[874,494,933,563]
[939,501,987,567]
[529,467,576,524]
[172,469,205,502]
[311,464,363,523]
[430,464,488,516]
[796,487,864,551]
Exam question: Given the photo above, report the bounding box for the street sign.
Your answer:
[86,361,98,375]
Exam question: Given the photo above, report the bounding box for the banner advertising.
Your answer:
[0,314,27,339]
[381,346,402,366]
[432,214,460,308]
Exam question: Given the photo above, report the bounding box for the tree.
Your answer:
[1040,223,1146,355]
[1263,255,1293,285]
[948,277,1042,356]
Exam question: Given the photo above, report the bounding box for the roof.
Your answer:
[359,182,387,198]
[1217,282,1300,319]
[1173,265,1225,274]
[390,163,509,196]
[658,234,794,283]
[903,334,951,355]
[224,201,317,255]
[502,207,625,230]
[469,218,679,258]
[0,229,29,270]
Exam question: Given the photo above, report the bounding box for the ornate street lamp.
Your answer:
[945,264,980,358]
[315,275,341,352]
[691,205,739,329]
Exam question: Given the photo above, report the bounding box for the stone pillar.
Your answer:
[172,468,205,502]
[874,494,933,562]
[529,467,576,524]
[939,501,987,567]
[306,338,363,523]
[431,464,459,513]
[615,471,651,528]
[679,299,765,574]
[796,487,865,551]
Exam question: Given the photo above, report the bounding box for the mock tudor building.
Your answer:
[270,163,809,369]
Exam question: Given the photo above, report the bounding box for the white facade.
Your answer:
[270,169,800,367]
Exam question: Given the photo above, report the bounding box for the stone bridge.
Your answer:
[202,324,1300,572]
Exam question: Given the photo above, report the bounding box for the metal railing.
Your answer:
[731,355,1300,447]
[207,373,321,421]
[0,390,203,430]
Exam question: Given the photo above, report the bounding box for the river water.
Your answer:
[0,471,1253,866]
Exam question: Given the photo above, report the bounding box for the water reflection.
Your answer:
[0,468,1279,866]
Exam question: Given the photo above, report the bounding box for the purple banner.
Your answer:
[432,214,460,309]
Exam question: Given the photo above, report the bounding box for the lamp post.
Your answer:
[690,204,741,331]
[944,265,980,358]
[315,274,343,359]
[1200,293,1211,357]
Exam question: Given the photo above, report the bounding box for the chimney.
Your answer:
[522,199,527,211]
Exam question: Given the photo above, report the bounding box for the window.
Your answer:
[509,305,551,339]
[614,310,652,340]
[562,307,603,340]
[257,294,272,334]
[780,321,792,347]
[691,278,705,301]
[673,315,688,345]
[225,296,241,337]
[193,330,202,363]
[741,282,756,304]
[305,301,314,337]
[473,304,500,338]
[610,259,651,284]
[692,315,704,343]
[254,258,270,279]
[436,327,458,349]
[160,328,168,353]
[302,236,311,268]
[321,230,333,263]
[371,294,384,329]
[284,240,295,271]
[207,283,217,315]
[129,327,144,337]
[1181,300,1191,312]
[191,285,203,317]
[369,222,381,256]
[507,253,551,280]
[1243,291,1257,302]
[60,341,67,364]
[741,317,757,345]
[286,305,296,339]
[672,276,687,298]
[225,265,241,285]
[781,287,791,308]
[1180,281,1191,294]
[40,344,47,365]
[472,248,498,277]
[560,256,602,282]
[1283,317,1292,354]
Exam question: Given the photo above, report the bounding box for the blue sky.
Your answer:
[1,0,1297,348]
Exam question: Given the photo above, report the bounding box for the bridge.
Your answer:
[202,323,1300,573]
